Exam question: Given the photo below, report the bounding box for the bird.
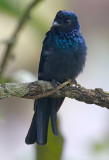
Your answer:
[25,10,87,145]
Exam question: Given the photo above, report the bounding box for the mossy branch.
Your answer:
[0,80,109,109]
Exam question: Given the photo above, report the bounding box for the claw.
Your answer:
[76,83,81,88]
[68,79,81,88]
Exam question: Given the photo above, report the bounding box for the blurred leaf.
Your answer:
[37,118,64,160]
[0,76,13,84]
[93,139,109,153]
[0,0,22,16]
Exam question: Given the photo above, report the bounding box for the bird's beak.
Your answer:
[52,21,60,27]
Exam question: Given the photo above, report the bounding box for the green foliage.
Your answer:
[37,118,64,160]
[0,76,13,84]
[0,0,22,16]
[93,139,109,153]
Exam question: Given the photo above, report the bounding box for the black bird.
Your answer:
[25,10,87,145]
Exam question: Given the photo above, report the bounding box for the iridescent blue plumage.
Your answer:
[26,10,87,145]
[53,30,85,49]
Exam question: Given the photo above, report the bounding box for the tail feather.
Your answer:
[50,98,65,136]
[25,112,37,144]
[25,97,64,145]
[50,99,58,136]
[36,98,50,145]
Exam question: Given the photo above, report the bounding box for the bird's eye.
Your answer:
[66,19,71,24]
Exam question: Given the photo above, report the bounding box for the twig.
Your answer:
[0,0,43,78]
[33,79,71,99]
[0,80,109,109]
[0,39,10,44]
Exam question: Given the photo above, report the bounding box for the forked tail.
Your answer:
[25,97,64,145]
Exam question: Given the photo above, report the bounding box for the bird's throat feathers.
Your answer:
[51,29,82,49]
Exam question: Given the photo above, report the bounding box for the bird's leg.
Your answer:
[72,79,77,85]
[73,79,81,88]
[52,79,59,88]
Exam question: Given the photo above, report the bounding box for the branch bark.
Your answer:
[0,0,43,78]
[0,80,109,109]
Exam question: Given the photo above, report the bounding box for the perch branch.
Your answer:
[0,80,109,109]
[0,0,42,78]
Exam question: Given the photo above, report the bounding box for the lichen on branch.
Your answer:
[0,80,109,109]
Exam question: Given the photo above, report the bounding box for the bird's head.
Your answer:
[52,10,80,32]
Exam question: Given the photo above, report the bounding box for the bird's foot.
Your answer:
[68,79,81,88]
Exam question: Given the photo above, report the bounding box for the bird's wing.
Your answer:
[38,31,52,75]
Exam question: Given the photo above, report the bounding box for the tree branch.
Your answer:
[0,0,43,78]
[0,80,109,109]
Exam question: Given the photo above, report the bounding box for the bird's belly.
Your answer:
[41,52,85,83]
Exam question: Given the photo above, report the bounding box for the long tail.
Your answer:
[25,97,64,145]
